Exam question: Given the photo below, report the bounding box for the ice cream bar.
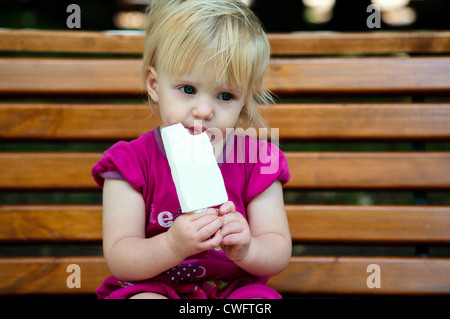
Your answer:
[161,123,228,213]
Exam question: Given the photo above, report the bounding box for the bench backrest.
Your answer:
[1,29,450,296]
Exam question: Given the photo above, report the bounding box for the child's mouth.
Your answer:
[187,127,206,135]
[186,126,217,143]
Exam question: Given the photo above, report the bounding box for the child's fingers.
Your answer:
[197,215,223,240]
[202,229,223,250]
[188,208,219,221]
[220,217,244,237]
[221,233,239,246]
[218,201,235,216]
[220,210,242,225]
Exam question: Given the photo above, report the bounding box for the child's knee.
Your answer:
[129,292,168,299]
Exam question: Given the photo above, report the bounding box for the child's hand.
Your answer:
[166,208,223,259]
[218,201,251,261]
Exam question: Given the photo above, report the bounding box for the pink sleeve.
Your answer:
[243,138,290,204]
[91,140,147,192]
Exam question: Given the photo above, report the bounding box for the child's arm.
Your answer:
[102,178,223,282]
[219,180,292,277]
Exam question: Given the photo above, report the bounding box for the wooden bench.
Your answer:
[1,29,450,297]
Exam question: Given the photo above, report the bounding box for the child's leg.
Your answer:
[99,278,183,299]
[129,292,168,299]
[224,283,281,299]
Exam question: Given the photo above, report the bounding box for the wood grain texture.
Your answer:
[266,57,450,96]
[286,205,450,244]
[0,205,102,242]
[267,31,450,55]
[1,152,450,190]
[2,57,450,96]
[1,29,450,55]
[0,29,145,54]
[268,256,450,295]
[2,103,450,140]
[0,103,158,140]
[1,256,449,295]
[0,58,144,96]
[0,152,100,190]
[264,103,450,140]
[285,152,450,190]
[0,257,109,295]
[2,204,450,245]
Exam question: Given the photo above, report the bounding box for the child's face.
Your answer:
[147,61,247,148]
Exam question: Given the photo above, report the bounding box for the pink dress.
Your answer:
[92,126,290,299]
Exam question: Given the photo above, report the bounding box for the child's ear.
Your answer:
[146,66,159,102]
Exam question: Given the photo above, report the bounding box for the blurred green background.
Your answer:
[1,0,449,31]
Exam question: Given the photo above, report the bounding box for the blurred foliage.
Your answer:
[0,0,449,31]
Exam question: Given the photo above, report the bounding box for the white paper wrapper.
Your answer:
[161,123,228,213]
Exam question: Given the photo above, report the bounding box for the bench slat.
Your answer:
[2,103,450,140]
[0,257,109,295]
[1,152,450,190]
[268,31,450,55]
[2,57,450,96]
[287,152,450,189]
[1,256,449,295]
[0,205,102,243]
[0,58,144,96]
[287,205,450,244]
[266,103,450,140]
[267,57,450,96]
[1,29,450,55]
[2,205,450,244]
[269,256,450,295]
[0,152,100,190]
[0,103,158,140]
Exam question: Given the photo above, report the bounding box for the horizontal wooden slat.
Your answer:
[268,256,450,295]
[1,256,449,295]
[0,257,109,295]
[1,152,450,190]
[266,57,450,96]
[265,103,450,140]
[2,103,450,140]
[0,205,102,243]
[0,103,159,140]
[267,31,450,55]
[1,29,450,55]
[0,30,145,54]
[285,152,450,190]
[286,205,450,244]
[2,57,450,96]
[2,204,450,244]
[0,58,144,96]
[0,152,100,190]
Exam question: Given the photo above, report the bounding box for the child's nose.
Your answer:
[192,98,213,120]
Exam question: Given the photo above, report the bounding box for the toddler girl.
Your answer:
[92,0,291,299]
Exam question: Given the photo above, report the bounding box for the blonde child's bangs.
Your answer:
[143,0,272,129]
[158,13,267,93]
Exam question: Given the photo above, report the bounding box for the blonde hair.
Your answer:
[142,0,272,130]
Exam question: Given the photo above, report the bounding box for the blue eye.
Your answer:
[218,92,233,101]
[180,86,196,95]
